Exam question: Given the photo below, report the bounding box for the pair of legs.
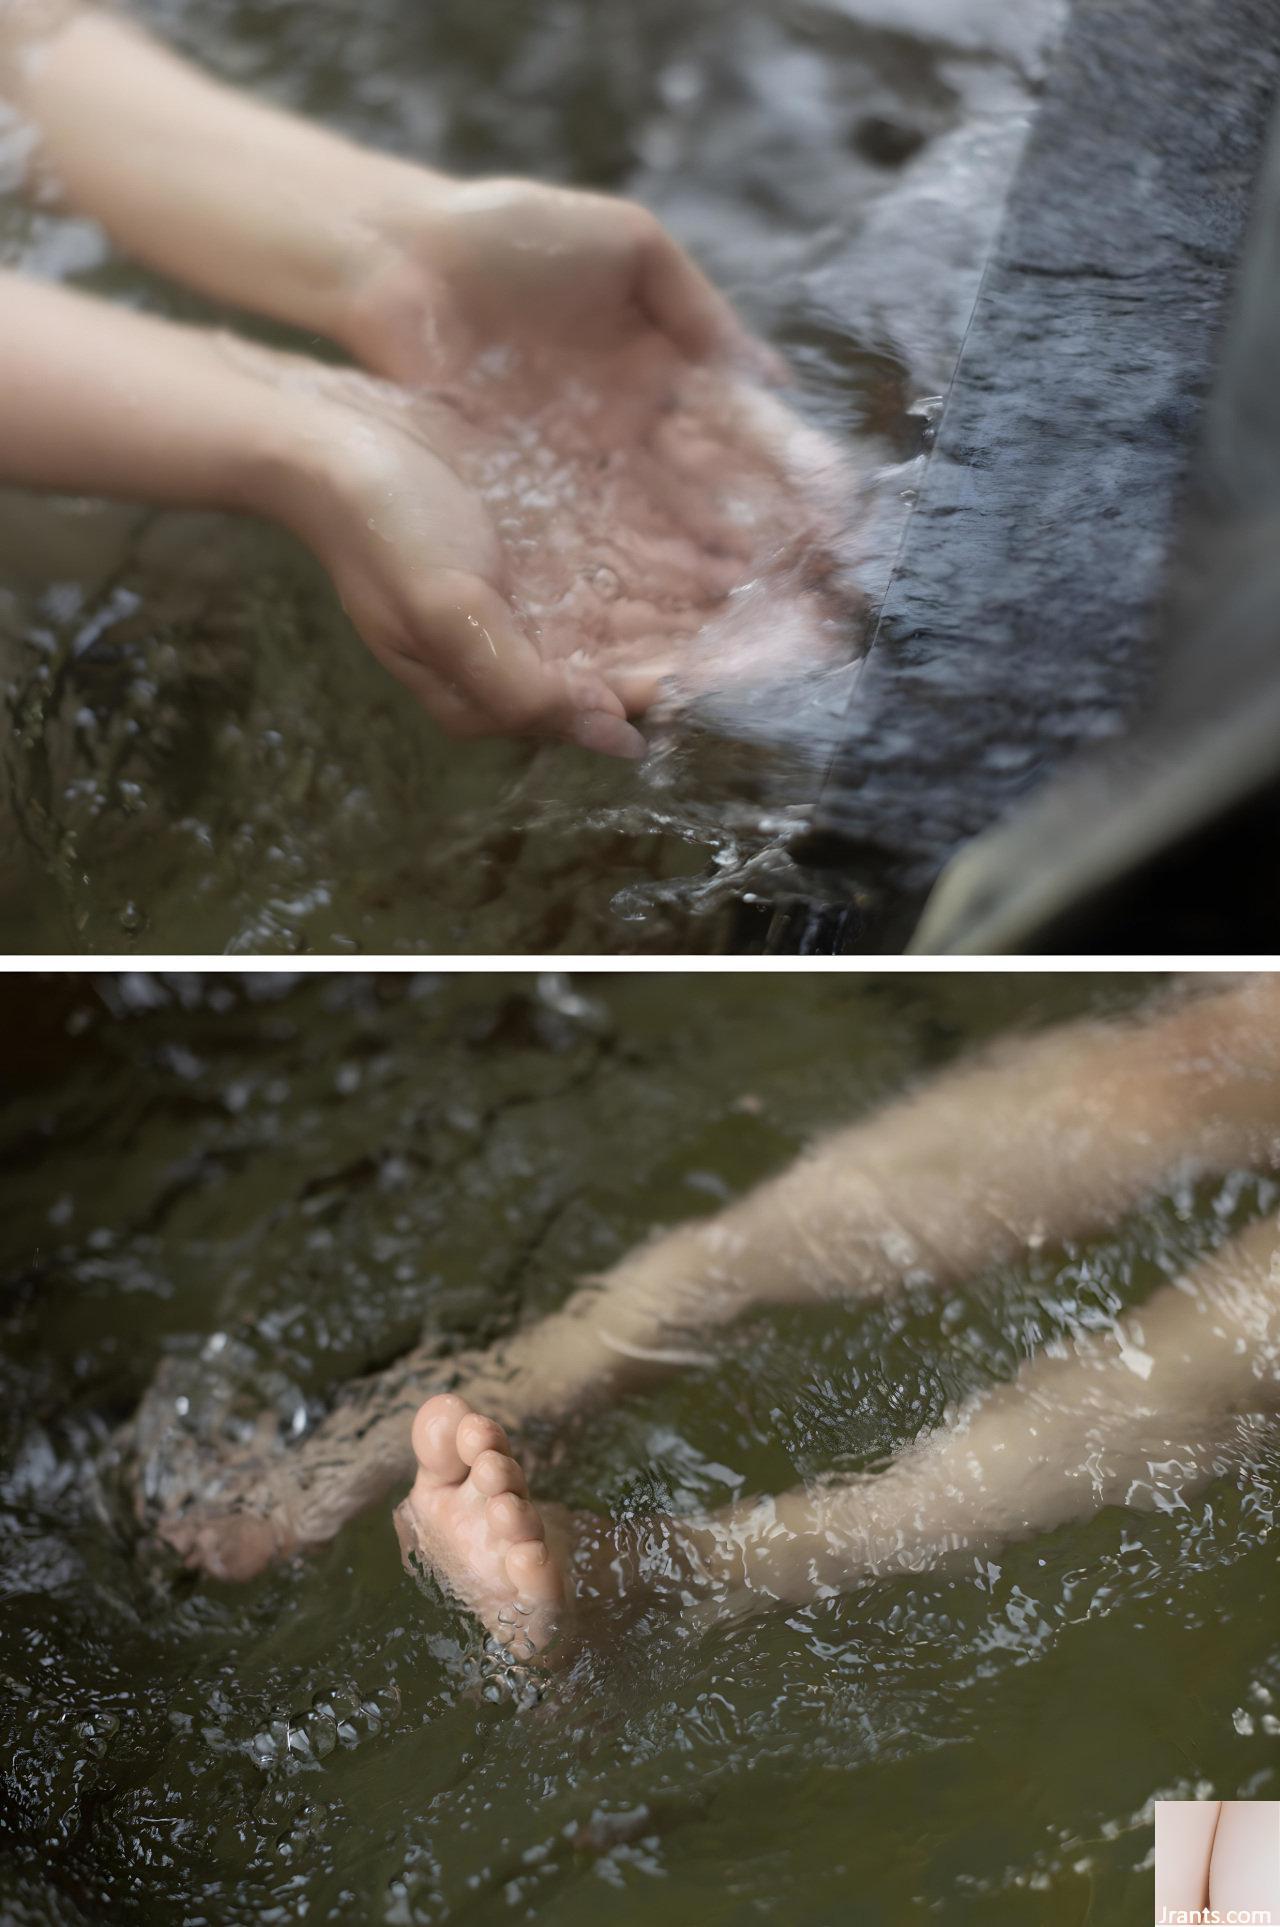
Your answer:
[400,1196,1280,1663]
[141,976,1280,1662]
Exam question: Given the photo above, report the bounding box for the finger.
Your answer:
[373,639,495,740]
[568,707,651,758]
[532,611,672,719]
[549,539,743,625]
[600,657,675,716]
[603,599,706,644]
[637,228,789,383]
[384,630,646,757]
[372,607,640,751]
[602,529,746,604]
[724,379,852,500]
[419,573,648,759]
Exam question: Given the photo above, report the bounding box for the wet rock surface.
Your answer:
[802,0,1280,929]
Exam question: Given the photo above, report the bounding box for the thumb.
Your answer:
[638,228,789,383]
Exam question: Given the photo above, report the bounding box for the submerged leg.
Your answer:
[143,977,1280,1580]
[387,1204,1280,1675]
[636,1205,1280,1615]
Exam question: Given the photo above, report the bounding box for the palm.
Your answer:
[409,331,850,711]
[340,185,852,734]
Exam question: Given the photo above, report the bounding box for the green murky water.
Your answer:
[3,970,1278,1923]
[0,0,1060,953]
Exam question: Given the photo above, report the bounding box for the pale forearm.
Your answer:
[1,6,430,355]
[0,272,322,514]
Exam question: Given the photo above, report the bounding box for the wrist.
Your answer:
[226,373,344,535]
[329,164,461,382]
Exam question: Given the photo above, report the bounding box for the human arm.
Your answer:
[0,271,641,751]
[0,267,310,514]
[1,2,768,386]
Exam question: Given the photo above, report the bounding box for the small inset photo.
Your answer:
[1156,1801,1280,1925]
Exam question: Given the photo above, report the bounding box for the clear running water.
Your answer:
[3,971,1279,1924]
[0,0,1065,952]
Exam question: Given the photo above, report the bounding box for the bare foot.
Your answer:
[394,1393,570,1662]
[160,1503,289,1583]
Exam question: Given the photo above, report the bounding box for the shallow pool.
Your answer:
[0,0,1062,953]
[3,970,1278,1923]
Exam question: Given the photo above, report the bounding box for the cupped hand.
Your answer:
[284,376,648,755]
[347,175,786,390]
[280,175,855,747]
[287,340,849,745]
[347,175,852,689]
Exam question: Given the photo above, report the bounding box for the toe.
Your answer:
[411,1393,471,1487]
[470,1449,527,1499]
[506,1538,565,1609]
[456,1411,510,1468]
[486,1492,545,1544]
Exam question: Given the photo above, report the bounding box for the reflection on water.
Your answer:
[3,972,1278,1923]
[0,0,1064,952]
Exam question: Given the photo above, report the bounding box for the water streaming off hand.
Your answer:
[0,0,1064,951]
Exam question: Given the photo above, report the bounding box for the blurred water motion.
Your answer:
[0,0,1063,952]
[2,970,1278,1921]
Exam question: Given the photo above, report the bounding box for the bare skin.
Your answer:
[400,1200,1280,1667]
[1155,1800,1280,1922]
[273,335,848,725]
[0,5,847,749]
[393,1397,568,1662]
[140,976,1280,1587]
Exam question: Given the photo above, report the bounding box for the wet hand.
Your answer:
[294,353,848,726]
[332,176,852,709]
[273,369,646,757]
[344,174,785,389]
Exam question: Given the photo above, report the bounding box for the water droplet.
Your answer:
[308,1713,337,1760]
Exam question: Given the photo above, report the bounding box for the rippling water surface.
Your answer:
[0,0,1065,952]
[4,971,1279,1922]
